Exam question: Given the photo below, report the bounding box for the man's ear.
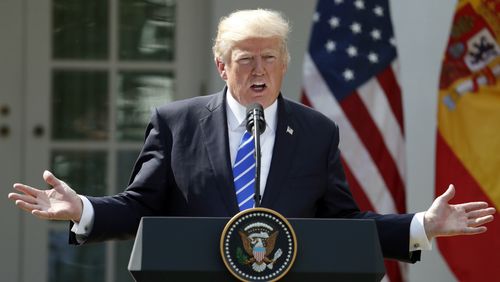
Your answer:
[215,58,227,80]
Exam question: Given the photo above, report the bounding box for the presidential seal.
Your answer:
[220,207,297,282]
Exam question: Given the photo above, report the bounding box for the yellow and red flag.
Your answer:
[436,0,499,281]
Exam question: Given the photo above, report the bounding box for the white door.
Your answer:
[0,0,24,281]
[14,0,210,281]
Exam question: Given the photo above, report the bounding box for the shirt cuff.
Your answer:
[70,195,95,236]
[409,211,432,251]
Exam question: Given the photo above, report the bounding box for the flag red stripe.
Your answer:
[342,157,403,282]
[300,90,312,107]
[435,132,500,282]
[384,261,404,282]
[376,67,405,134]
[340,92,406,213]
[341,157,374,211]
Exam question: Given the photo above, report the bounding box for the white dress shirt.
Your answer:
[226,89,277,199]
[72,91,432,251]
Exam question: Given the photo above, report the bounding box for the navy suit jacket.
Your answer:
[70,88,420,263]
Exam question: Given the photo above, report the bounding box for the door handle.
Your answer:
[0,104,9,117]
[33,125,45,138]
[0,125,9,138]
[1,104,11,138]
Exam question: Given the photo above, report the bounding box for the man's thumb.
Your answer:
[43,170,62,187]
[440,184,456,202]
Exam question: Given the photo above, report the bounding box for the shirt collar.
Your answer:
[226,88,278,133]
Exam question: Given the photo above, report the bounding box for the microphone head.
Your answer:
[246,103,266,135]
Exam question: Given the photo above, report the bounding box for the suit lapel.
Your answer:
[199,89,240,215]
[261,96,297,208]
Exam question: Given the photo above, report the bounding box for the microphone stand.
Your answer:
[252,109,262,208]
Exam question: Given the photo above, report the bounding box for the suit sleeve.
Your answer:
[317,123,421,263]
[70,108,173,244]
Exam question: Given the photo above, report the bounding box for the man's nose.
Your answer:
[252,57,265,75]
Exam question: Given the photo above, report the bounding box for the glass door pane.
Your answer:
[116,71,174,141]
[52,0,109,59]
[119,0,176,61]
[49,227,106,282]
[52,71,109,140]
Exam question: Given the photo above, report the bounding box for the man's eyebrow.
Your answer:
[232,49,251,56]
[261,48,280,54]
[234,51,251,56]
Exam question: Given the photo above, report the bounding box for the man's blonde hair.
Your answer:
[213,9,291,65]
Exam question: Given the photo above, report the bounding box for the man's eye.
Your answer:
[264,56,276,62]
[238,58,251,64]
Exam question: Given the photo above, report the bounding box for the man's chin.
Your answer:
[249,98,271,108]
[248,94,278,108]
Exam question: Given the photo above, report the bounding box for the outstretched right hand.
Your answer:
[8,170,83,222]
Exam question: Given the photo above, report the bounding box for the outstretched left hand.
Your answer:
[424,184,496,239]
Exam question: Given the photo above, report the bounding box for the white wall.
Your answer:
[0,0,23,280]
[391,1,457,281]
[208,1,458,281]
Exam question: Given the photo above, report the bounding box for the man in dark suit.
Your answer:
[8,9,495,264]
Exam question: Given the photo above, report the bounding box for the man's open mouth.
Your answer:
[251,83,267,91]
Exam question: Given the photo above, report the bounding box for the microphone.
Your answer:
[246,103,266,135]
[245,103,265,207]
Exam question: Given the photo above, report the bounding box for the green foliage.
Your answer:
[236,247,248,265]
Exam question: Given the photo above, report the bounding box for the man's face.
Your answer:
[216,37,287,108]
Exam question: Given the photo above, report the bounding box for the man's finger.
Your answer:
[468,215,494,227]
[8,192,23,201]
[457,201,489,212]
[461,226,487,235]
[15,200,40,212]
[8,193,38,205]
[12,183,41,197]
[467,207,496,219]
[43,170,62,188]
[13,200,36,214]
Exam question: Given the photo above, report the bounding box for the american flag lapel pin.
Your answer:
[286,126,294,135]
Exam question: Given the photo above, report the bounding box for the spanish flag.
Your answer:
[436,0,499,281]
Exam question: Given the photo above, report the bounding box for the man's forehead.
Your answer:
[231,38,282,55]
[232,47,280,55]
[234,37,281,48]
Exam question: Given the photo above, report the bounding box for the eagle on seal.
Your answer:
[238,230,282,272]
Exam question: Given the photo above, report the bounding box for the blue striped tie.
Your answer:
[233,131,256,210]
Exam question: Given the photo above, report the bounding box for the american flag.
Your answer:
[301,0,406,281]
